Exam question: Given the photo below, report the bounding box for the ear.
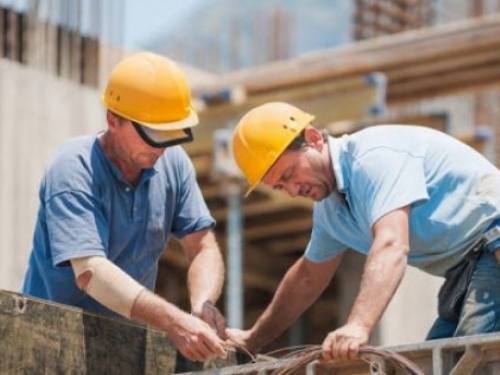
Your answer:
[303,126,325,151]
[106,110,119,131]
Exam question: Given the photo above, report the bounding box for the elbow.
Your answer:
[371,236,409,270]
[75,270,92,292]
[388,240,410,267]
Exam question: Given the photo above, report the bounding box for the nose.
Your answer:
[284,182,300,198]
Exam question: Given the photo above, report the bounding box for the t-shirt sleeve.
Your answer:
[352,148,429,227]
[305,217,348,262]
[171,150,215,238]
[46,191,108,267]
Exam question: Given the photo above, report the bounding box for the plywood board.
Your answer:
[0,290,236,374]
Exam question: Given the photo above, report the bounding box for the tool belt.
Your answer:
[437,223,500,321]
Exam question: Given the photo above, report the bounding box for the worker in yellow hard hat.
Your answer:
[22,52,227,362]
[228,101,500,362]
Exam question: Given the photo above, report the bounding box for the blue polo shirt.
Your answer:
[22,134,215,317]
[305,125,500,276]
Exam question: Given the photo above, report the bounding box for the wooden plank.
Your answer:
[243,217,312,241]
[198,72,387,137]
[386,48,500,82]
[210,199,312,222]
[193,14,500,95]
[0,290,236,374]
[388,62,500,103]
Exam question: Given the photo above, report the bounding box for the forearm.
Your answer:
[130,289,188,333]
[131,282,226,362]
[72,255,225,361]
[187,245,225,311]
[250,285,314,349]
[348,242,408,332]
[249,256,339,351]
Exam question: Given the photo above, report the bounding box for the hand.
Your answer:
[321,323,369,362]
[192,301,227,339]
[225,328,261,354]
[167,311,226,362]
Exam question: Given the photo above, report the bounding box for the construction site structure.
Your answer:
[1,1,500,372]
[0,290,238,374]
[4,289,500,374]
[353,0,436,40]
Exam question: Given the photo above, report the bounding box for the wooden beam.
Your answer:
[386,47,500,82]
[190,154,212,178]
[262,234,311,255]
[388,62,500,102]
[210,197,312,222]
[326,115,487,153]
[327,113,448,135]
[243,216,312,241]
[193,14,500,96]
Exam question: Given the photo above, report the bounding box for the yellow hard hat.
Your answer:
[232,102,315,196]
[102,52,198,147]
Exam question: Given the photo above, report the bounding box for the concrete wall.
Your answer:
[0,51,219,292]
[0,58,104,291]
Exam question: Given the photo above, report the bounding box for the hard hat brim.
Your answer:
[134,106,199,130]
[132,122,194,148]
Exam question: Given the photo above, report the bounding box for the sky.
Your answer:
[121,0,204,48]
[0,0,357,73]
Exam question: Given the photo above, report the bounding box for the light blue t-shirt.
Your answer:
[22,134,215,317]
[305,125,500,276]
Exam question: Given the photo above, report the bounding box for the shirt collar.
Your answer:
[94,134,156,186]
[328,135,349,193]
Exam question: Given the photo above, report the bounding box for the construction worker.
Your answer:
[227,102,500,362]
[21,52,226,362]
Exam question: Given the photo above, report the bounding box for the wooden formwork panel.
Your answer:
[0,290,236,374]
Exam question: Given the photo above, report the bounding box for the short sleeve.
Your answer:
[305,220,348,262]
[46,191,108,267]
[171,150,215,238]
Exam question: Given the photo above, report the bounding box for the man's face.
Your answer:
[111,118,166,169]
[262,146,334,202]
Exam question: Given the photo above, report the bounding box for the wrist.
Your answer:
[246,328,268,354]
[191,299,215,314]
[131,290,186,333]
[346,317,372,333]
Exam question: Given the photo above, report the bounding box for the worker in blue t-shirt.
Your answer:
[228,102,500,362]
[22,52,226,362]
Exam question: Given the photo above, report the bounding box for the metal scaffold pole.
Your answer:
[212,127,245,329]
[225,181,243,328]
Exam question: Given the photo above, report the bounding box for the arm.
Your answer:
[179,228,227,337]
[229,254,343,353]
[322,206,410,362]
[71,256,225,362]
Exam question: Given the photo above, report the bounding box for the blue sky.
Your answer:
[122,0,203,48]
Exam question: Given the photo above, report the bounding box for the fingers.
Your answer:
[170,314,227,362]
[200,328,227,359]
[322,337,359,362]
[336,339,360,362]
[194,302,227,339]
[181,331,226,362]
[213,310,227,339]
[321,327,367,363]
